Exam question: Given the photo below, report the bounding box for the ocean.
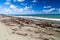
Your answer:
[6,14,60,19]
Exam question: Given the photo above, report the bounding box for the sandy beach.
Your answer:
[0,14,60,40]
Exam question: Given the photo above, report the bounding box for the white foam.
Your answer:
[15,16,60,21]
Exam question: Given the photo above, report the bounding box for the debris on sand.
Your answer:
[0,14,60,40]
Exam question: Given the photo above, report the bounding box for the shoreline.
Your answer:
[14,16,60,22]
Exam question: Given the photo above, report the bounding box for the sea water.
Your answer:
[6,14,60,19]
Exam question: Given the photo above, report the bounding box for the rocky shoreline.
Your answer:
[0,14,60,40]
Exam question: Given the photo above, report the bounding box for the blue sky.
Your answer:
[0,0,60,14]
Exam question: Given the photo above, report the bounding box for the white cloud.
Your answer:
[17,0,24,2]
[0,4,36,14]
[3,8,11,12]
[20,3,28,6]
[58,8,60,13]
[10,5,16,9]
[21,3,24,5]
[5,0,10,5]
[5,2,10,5]
[19,8,23,12]
[1,8,12,14]
[48,8,55,11]
[43,6,52,8]
[59,8,60,11]
[42,8,55,13]
[5,0,24,4]
[32,0,37,3]
[24,6,32,10]
[24,6,28,10]
[31,10,34,12]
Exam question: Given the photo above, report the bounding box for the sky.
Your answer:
[0,0,60,14]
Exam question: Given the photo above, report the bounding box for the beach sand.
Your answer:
[0,14,60,40]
